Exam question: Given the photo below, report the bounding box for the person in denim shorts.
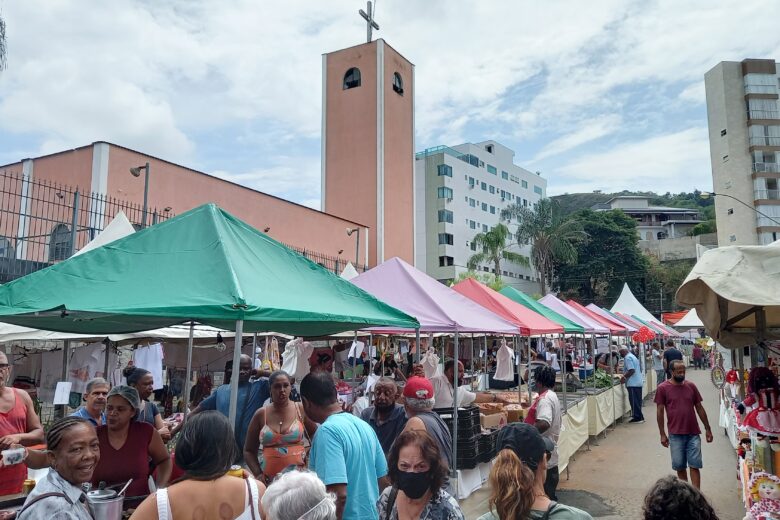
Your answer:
[654,359,713,489]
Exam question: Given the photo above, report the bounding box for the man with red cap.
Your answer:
[401,377,453,478]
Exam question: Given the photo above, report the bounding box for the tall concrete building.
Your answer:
[321,39,415,266]
[705,58,780,246]
[414,140,546,292]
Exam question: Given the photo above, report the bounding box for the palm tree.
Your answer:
[501,198,587,295]
[466,223,529,281]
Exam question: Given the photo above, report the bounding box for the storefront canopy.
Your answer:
[0,204,419,336]
[677,242,780,347]
[585,304,638,333]
[351,258,518,333]
[499,287,585,334]
[610,283,657,323]
[452,279,563,336]
[539,295,609,334]
[566,300,627,334]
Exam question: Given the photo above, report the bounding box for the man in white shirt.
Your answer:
[525,364,562,500]
[431,360,508,408]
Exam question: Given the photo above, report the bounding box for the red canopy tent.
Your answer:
[452,279,563,335]
[661,310,688,325]
[566,300,627,335]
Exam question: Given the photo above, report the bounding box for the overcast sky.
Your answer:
[1,1,779,208]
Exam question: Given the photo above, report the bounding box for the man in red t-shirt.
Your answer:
[654,359,713,489]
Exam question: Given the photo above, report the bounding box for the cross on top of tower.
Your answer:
[359,1,380,43]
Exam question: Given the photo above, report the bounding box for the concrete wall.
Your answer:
[639,233,718,262]
[705,61,760,245]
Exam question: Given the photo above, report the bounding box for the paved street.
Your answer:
[461,367,743,519]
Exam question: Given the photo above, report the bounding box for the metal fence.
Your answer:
[0,171,173,283]
[0,170,367,282]
[281,241,368,275]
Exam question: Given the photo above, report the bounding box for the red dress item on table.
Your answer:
[92,421,154,500]
[743,389,780,436]
[0,389,29,494]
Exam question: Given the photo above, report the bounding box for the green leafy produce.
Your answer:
[583,369,615,388]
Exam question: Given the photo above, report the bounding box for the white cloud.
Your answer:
[1,0,778,199]
[532,115,622,162]
[550,127,713,195]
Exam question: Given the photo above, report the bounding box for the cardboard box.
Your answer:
[505,406,526,423]
[480,411,508,429]
[476,402,505,415]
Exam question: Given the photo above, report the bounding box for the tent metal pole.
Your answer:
[561,334,568,413]
[353,332,358,384]
[228,320,244,428]
[470,334,475,375]
[57,340,71,419]
[527,336,532,391]
[183,321,195,425]
[415,329,421,364]
[103,340,111,380]
[452,331,459,479]
[252,333,259,371]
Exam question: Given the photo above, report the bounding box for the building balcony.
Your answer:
[754,162,780,173]
[755,189,780,201]
[745,85,779,95]
[748,110,780,120]
[750,136,780,147]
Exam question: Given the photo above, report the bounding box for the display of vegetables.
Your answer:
[583,369,616,388]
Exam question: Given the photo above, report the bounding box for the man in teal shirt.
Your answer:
[620,345,645,423]
[301,371,388,520]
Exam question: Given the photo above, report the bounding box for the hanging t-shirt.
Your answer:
[133,343,164,390]
[495,343,515,381]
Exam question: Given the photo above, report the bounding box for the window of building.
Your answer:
[469,220,476,229]
[534,186,543,195]
[510,175,519,184]
[438,256,454,267]
[523,199,528,207]
[482,224,488,232]
[720,129,727,137]
[464,196,468,202]
[521,180,528,188]
[489,185,495,194]
[343,68,361,89]
[480,182,487,191]
[392,72,403,95]
[481,202,488,211]
[470,242,477,251]
[501,171,509,180]
[490,206,496,214]
[487,164,497,175]
[0,237,13,259]
[468,176,475,187]
[438,233,454,245]
[485,144,494,153]
[437,164,452,177]
[49,224,72,261]
[437,186,453,199]
[729,234,737,242]
[727,208,734,215]
[483,266,489,272]
[438,210,453,223]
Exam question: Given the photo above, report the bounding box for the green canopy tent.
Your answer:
[0,203,418,424]
[499,287,585,333]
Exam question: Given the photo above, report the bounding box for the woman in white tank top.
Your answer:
[130,411,265,520]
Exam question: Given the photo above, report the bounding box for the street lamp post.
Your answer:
[130,162,151,228]
[700,191,780,227]
[346,227,360,266]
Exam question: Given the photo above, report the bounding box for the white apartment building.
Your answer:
[705,58,780,246]
[414,140,546,292]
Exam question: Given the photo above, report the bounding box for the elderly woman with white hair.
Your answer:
[261,470,336,520]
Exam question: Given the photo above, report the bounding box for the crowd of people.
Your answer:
[0,339,728,519]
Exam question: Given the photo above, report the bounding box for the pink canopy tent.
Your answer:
[351,258,518,334]
[585,304,638,333]
[567,300,627,335]
[452,279,563,336]
[538,294,610,334]
[614,312,667,337]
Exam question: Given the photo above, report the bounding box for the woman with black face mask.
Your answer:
[377,430,464,520]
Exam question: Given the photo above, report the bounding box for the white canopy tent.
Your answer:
[340,262,360,281]
[674,308,704,329]
[677,241,780,348]
[610,283,657,323]
[72,211,135,257]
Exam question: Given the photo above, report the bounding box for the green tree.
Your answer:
[555,209,649,306]
[644,256,695,314]
[452,270,506,291]
[466,223,528,282]
[501,198,587,295]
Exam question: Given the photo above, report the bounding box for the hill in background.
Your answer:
[551,190,715,219]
